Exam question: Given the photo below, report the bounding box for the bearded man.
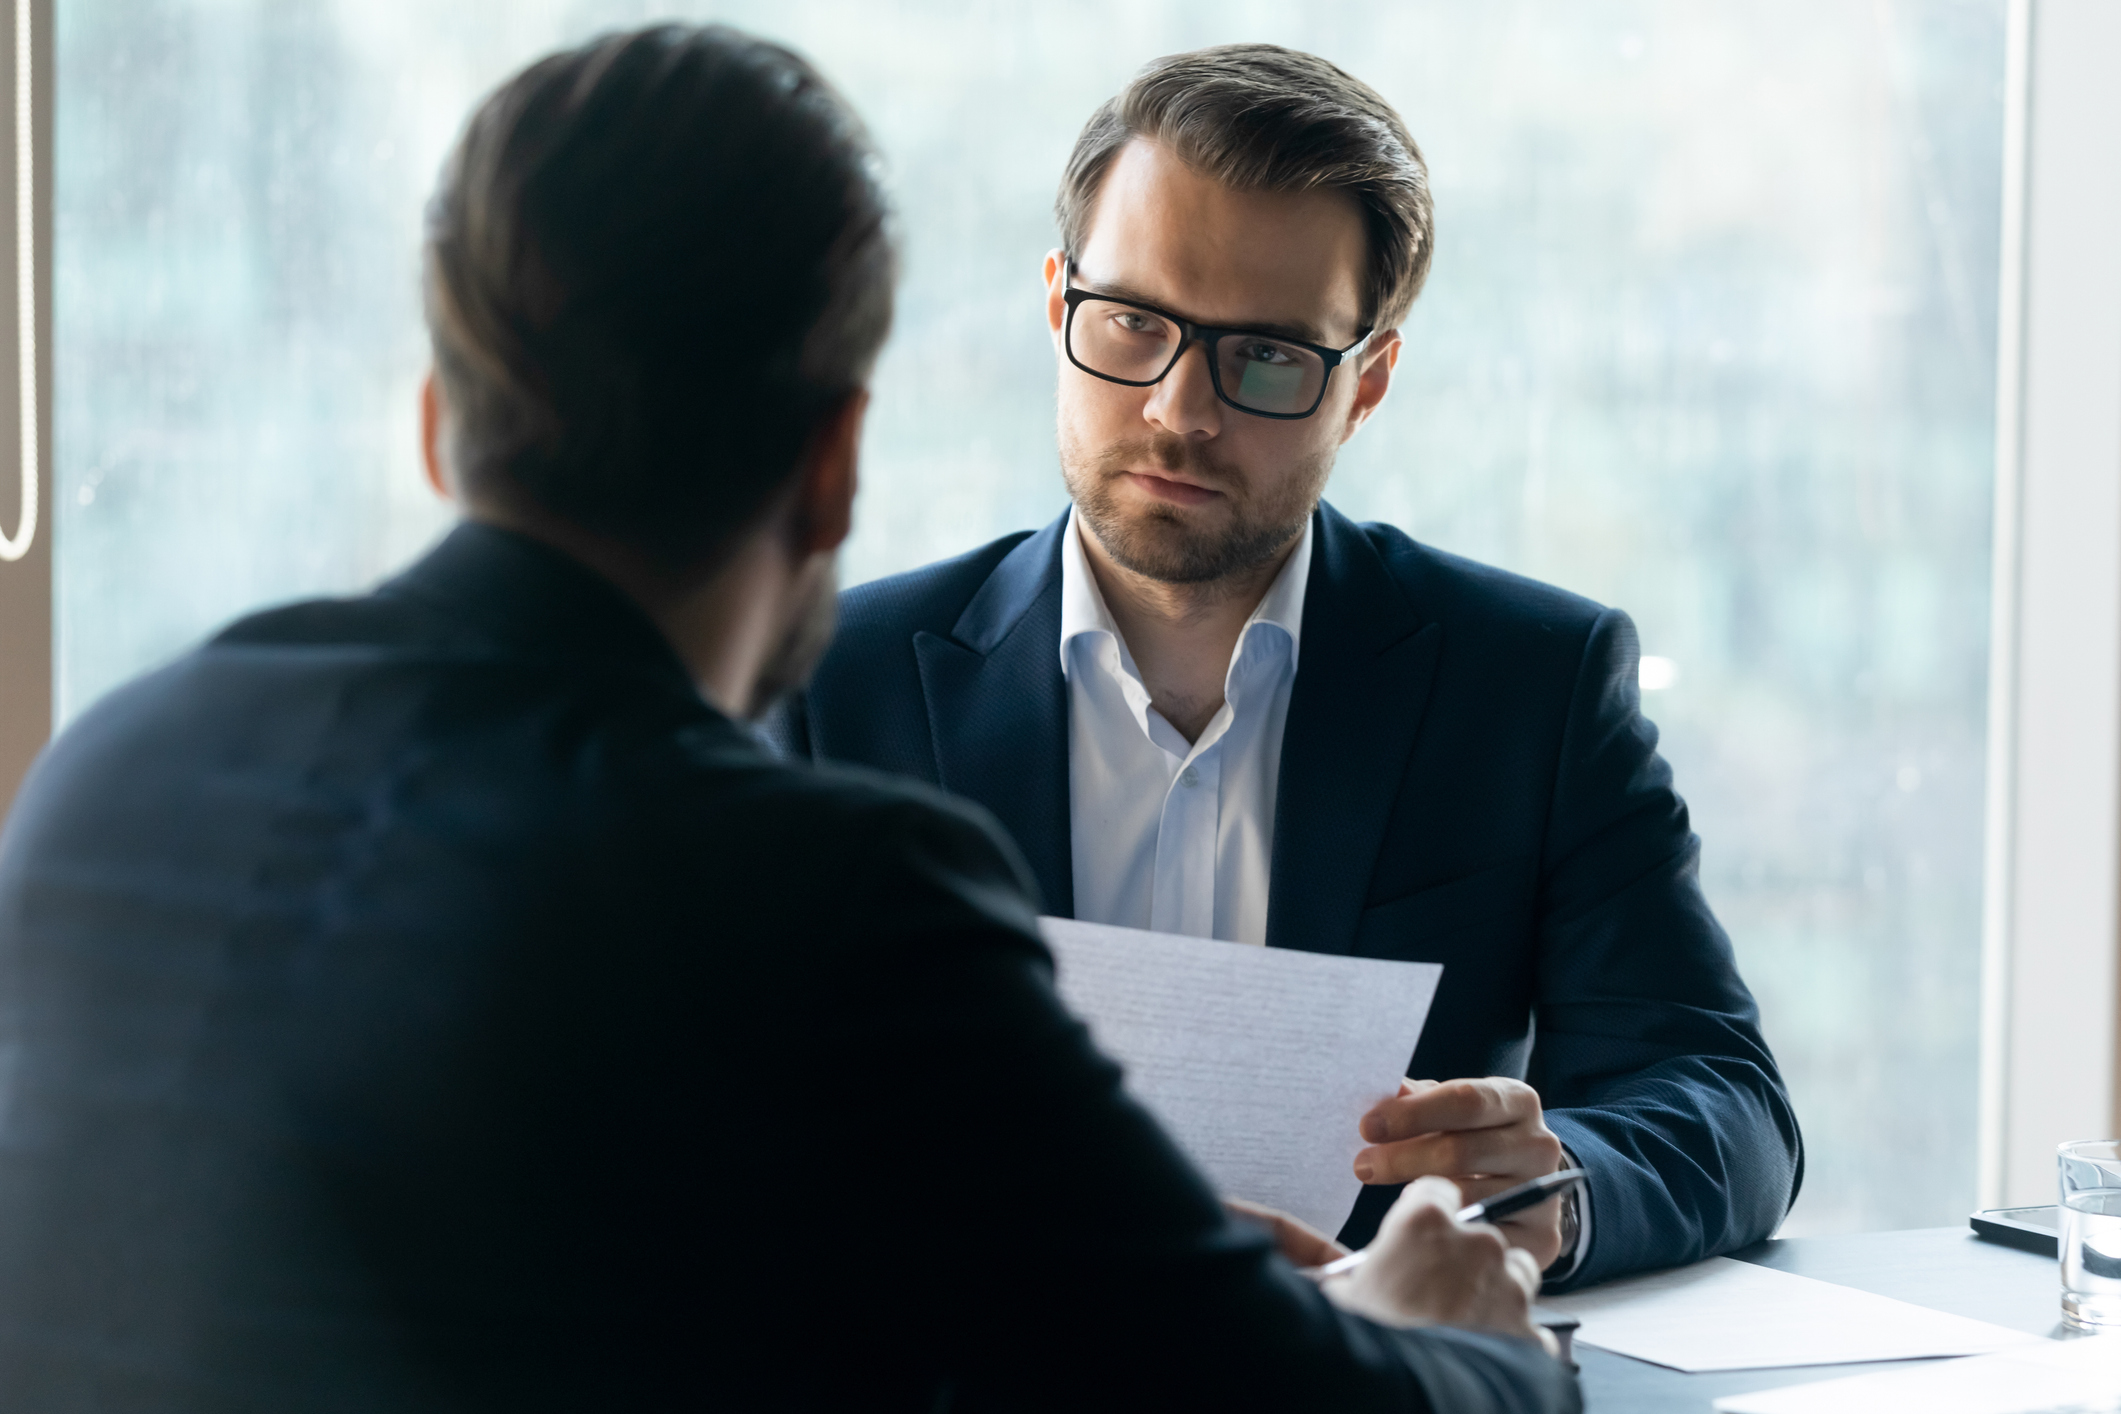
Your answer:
[773,43,1804,1290]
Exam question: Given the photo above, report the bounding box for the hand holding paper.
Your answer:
[1038,916,1560,1361]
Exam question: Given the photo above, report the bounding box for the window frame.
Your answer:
[1979,0,2121,1209]
[0,0,51,818]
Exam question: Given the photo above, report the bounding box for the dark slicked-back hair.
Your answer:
[1058,44,1433,331]
[424,25,895,568]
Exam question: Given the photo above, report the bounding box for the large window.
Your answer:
[58,0,2004,1233]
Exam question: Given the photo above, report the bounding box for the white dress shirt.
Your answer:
[1060,508,1312,945]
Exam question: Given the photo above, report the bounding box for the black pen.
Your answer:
[1311,1168,1589,1278]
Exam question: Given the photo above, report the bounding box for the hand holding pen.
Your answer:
[1314,1168,1589,1278]
[1291,1173,1575,1355]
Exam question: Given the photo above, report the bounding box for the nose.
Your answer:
[1140,337,1223,441]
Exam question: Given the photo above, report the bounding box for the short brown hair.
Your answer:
[424,25,895,568]
[1057,44,1434,331]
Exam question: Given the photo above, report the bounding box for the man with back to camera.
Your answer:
[0,24,1577,1413]
[774,44,1804,1288]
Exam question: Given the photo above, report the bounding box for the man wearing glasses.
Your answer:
[776,43,1802,1289]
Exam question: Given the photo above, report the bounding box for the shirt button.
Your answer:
[1179,767,1200,788]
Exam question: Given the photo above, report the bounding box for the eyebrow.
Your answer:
[1075,274,1331,346]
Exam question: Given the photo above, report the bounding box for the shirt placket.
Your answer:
[1150,739,1221,937]
[1147,640,1260,938]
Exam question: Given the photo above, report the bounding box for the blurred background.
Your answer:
[56,0,2004,1235]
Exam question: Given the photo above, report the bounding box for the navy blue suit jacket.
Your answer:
[774,503,1803,1288]
[0,524,1576,1411]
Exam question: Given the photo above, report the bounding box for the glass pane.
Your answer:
[58,0,2003,1234]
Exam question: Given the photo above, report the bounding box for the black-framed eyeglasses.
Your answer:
[1060,259,1373,420]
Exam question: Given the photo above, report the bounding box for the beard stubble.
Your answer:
[1060,427,1331,587]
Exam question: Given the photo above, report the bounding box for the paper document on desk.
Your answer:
[1038,917,1441,1236]
[1542,1256,2046,1372]
[1713,1335,2121,1413]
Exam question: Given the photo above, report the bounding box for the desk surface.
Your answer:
[1577,1226,2074,1411]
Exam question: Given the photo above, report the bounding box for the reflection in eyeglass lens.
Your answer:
[1231,345,1312,410]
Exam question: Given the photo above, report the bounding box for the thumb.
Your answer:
[1503,1246,1542,1299]
[1379,1174,1465,1241]
[1406,1174,1465,1212]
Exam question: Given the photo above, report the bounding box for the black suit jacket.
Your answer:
[773,503,1804,1287]
[0,523,1575,1412]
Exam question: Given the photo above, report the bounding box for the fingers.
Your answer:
[1441,1175,1528,1205]
[1353,1078,1562,1188]
[1401,1173,1466,1217]
[1365,1167,1563,1271]
[1492,1205,1566,1271]
[1332,1178,1539,1340]
[1371,1174,1492,1265]
[1222,1196,1350,1268]
[1503,1245,1542,1299]
[1360,1076,1536,1144]
[1357,1077,1438,1133]
[1354,1125,1543,1185]
[1375,1175,1472,1246]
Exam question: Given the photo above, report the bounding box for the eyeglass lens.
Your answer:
[1068,298,1328,416]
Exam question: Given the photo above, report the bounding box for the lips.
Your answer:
[1120,470,1221,507]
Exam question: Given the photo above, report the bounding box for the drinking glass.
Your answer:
[2060,1139,2121,1328]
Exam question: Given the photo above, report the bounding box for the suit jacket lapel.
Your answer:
[914,514,1075,918]
[1267,504,1443,957]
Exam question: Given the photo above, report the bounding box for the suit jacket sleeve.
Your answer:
[827,790,1579,1414]
[1530,609,1803,1291]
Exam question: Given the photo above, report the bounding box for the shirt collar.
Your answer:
[1057,505,1314,683]
[1246,513,1312,676]
[1058,504,1126,679]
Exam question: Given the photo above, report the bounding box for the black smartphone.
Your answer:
[1969,1205,2058,1258]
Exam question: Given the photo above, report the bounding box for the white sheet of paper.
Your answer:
[1541,1257,2047,1372]
[1038,916,1441,1236]
[1713,1335,2121,1413]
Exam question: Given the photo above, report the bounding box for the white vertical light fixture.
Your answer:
[0,0,34,563]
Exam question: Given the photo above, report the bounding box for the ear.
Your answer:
[792,389,868,557]
[1043,248,1068,348]
[1338,330,1402,446]
[419,371,452,500]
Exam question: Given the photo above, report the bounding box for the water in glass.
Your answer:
[2061,1140,2121,1329]
[2063,1190,2121,1328]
